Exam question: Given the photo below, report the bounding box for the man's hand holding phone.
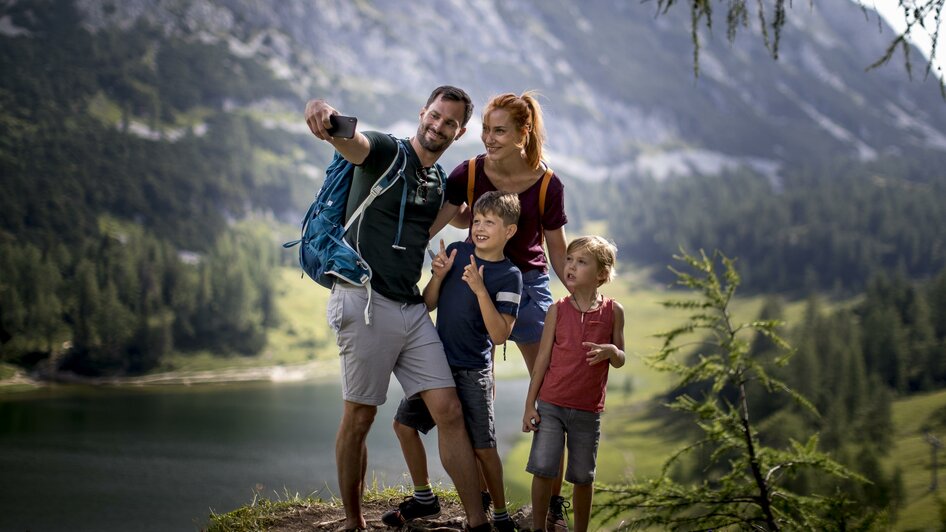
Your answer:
[304,100,357,140]
[303,98,369,164]
[327,115,358,139]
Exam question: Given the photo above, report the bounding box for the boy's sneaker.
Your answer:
[465,523,492,532]
[546,495,570,531]
[492,517,518,532]
[481,490,492,518]
[380,495,441,526]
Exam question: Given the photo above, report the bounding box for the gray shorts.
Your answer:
[525,399,601,485]
[327,284,455,405]
[394,366,496,449]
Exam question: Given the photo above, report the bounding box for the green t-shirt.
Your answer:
[344,132,444,303]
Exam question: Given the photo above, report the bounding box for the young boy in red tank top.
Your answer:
[521,236,626,532]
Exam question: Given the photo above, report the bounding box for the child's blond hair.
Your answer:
[567,236,618,286]
[473,190,520,227]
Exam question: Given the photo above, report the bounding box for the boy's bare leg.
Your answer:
[572,483,593,532]
[393,420,430,486]
[531,474,555,530]
[518,340,540,374]
[474,448,507,514]
[477,458,489,493]
[421,387,489,528]
[336,400,377,530]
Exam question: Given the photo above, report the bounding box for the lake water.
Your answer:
[0,377,530,532]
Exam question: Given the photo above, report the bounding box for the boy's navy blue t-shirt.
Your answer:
[436,241,522,370]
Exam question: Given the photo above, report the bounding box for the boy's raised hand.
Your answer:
[461,254,486,295]
[431,239,456,279]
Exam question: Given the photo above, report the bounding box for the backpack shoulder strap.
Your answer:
[466,157,477,208]
[538,164,553,220]
[343,136,408,232]
[432,163,448,209]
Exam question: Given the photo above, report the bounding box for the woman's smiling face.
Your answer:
[481,108,524,162]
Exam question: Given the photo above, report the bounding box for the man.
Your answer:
[304,86,490,531]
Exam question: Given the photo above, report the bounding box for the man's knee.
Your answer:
[342,403,377,435]
[421,388,463,428]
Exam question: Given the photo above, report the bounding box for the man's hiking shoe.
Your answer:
[380,495,441,526]
[493,517,518,532]
[546,495,570,531]
[481,490,492,517]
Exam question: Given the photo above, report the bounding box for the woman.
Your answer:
[432,91,567,373]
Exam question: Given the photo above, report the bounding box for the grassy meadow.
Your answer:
[885,389,946,530]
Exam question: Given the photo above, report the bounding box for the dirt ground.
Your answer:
[261,498,533,531]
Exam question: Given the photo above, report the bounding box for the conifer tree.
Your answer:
[72,259,101,353]
[31,256,63,353]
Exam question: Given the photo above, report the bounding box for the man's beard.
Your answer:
[416,124,451,153]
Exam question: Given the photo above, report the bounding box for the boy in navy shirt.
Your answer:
[382,191,523,532]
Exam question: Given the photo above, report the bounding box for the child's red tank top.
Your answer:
[538,296,615,413]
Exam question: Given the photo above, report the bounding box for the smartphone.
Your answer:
[327,114,357,139]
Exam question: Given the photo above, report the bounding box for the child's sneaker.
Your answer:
[380,495,441,526]
[492,517,518,532]
[546,495,570,531]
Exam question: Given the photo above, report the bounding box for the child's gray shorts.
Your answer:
[395,366,497,449]
[526,399,601,485]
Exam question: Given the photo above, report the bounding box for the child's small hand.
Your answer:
[431,239,456,279]
[584,342,615,365]
[522,407,541,433]
[462,254,486,295]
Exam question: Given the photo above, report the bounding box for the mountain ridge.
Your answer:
[60,0,946,185]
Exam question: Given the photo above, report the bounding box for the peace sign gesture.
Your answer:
[430,239,457,279]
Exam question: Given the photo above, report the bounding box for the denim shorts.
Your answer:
[395,366,496,449]
[508,269,553,345]
[525,400,601,485]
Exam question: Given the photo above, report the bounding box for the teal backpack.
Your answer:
[283,135,411,292]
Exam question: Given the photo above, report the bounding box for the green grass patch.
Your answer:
[0,363,18,380]
[208,491,318,532]
[264,268,339,362]
[206,483,462,532]
[885,389,946,531]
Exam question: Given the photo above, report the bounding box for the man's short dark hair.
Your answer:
[426,85,474,127]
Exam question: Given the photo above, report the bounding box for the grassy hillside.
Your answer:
[885,389,946,530]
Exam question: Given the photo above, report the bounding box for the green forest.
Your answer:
[576,154,946,295]
[1,1,310,375]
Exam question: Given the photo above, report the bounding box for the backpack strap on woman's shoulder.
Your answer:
[538,164,554,220]
[466,157,477,208]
